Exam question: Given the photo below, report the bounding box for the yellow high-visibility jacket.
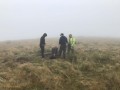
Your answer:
[69,37,76,47]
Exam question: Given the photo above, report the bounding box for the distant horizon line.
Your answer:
[0,36,120,42]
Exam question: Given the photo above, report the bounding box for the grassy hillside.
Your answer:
[0,37,120,90]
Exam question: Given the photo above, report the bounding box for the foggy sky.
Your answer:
[0,0,120,41]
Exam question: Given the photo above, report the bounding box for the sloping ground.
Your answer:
[0,38,120,90]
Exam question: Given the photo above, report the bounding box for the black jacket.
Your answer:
[59,36,68,45]
[40,36,45,47]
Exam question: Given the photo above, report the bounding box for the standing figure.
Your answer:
[40,33,47,58]
[59,33,68,59]
[68,34,76,54]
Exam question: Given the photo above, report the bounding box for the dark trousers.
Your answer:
[40,45,45,58]
[59,45,66,58]
[68,44,74,54]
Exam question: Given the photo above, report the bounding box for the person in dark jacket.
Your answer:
[40,33,47,58]
[50,46,58,59]
[59,33,68,58]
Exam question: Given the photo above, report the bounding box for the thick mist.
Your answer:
[0,0,120,41]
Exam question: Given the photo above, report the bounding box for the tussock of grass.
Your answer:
[0,38,120,90]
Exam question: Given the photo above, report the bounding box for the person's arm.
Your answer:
[66,37,68,43]
[41,37,45,46]
[43,38,45,45]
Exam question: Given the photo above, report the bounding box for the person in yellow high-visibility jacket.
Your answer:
[68,34,77,53]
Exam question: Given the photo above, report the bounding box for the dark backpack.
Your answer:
[50,47,58,59]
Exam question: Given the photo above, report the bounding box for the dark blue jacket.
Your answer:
[40,36,45,47]
[59,36,68,45]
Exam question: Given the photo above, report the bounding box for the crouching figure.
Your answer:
[50,46,58,59]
